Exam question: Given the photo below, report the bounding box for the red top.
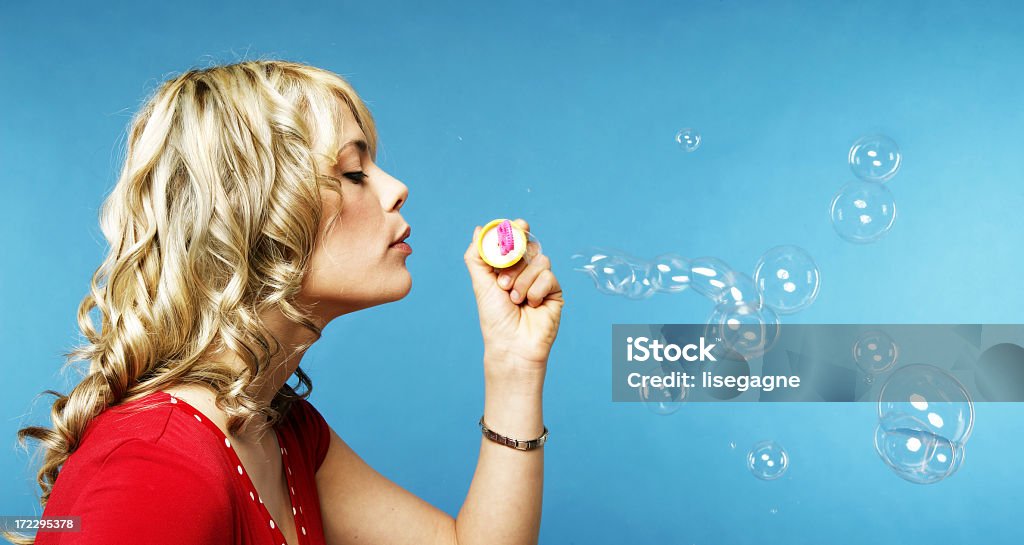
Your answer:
[35,390,331,545]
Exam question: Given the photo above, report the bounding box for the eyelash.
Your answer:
[343,171,368,184]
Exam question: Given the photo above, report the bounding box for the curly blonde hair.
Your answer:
[4,59,377,545]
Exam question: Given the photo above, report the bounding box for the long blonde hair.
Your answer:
[4,59,377,545]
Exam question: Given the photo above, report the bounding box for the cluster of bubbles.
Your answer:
[830,135,902,243]
[874,364,974,484]
[747,440,790,480]
[572,245,821,360]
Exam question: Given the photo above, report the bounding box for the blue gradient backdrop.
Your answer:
[3,1,1023,543]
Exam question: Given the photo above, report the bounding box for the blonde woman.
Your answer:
[6,60,563,545]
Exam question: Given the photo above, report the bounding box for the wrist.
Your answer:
[483,360,546,398]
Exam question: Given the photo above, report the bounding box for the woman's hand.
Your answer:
[463,219,564,387]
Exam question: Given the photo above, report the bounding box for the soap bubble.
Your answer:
[747,440,789,480]
[689,256,733,301]
[522,230,543,264]
[853,330,899,376]
[878,364,974,444]
[571,249,632,295]
[675,128,701,152]
[875,364,974,484]
[874,415,965,484]
[650,253,691,293]
[753,245,821,314]
[829,180,897,243]
[704,301,781,359]
[849,135,902,181]
[622,260,657,300]
[717,271,763,308]
[637,368,686,415]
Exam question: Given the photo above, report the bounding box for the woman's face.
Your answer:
[298,102,411,320]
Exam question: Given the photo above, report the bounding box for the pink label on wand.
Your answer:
[497,219,515,256]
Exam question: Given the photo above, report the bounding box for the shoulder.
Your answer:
[43,396,236,543]
[280,396,333,472]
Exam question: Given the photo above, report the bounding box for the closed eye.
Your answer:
[343,171,368,184]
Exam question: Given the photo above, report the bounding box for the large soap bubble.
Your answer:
[875,364,974,484]
[753,245,821,314]
[878,364,974,444]
[747,440,789,480]
[849,134,902,181]
[830,180,897,243]
[874,415,965,484]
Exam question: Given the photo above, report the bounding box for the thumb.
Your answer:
[464,225,498,294]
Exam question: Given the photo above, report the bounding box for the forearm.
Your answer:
[454,356,545,545]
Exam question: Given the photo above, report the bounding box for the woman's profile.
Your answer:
[4,59,564,545]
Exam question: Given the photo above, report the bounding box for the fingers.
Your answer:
[464,225,497,294]
[505,254,553,306]
[526,269,561,307]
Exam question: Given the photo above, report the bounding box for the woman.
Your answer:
[5,60,563,545]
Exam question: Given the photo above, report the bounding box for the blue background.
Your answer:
[3,1,1023,543]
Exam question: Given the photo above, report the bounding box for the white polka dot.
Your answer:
[194,414,201,422]
[287,466,291,475]
[280,447,284,455]
[301,527,306,535]
[237,465,243,475]
[292,507,296,515]
[259,496,263,504]
[269,520,275,529]
[250,491,255,501]
[299,506,303,514]
[290,486,294,495]
[283,447,288,455]
[224,438,231,448]
[170,397,177,404]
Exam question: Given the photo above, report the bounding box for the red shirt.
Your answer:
[36,390,331,545]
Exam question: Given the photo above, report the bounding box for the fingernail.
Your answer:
[498,275,510,288]
[510,289,521,302]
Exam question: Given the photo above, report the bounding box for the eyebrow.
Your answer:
[338,139,368,154]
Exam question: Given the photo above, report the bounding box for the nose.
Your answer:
[378,167,409,212]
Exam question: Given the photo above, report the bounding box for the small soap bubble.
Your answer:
[753,245,821,314]
[689,256,733,302]
[830,180,897,243]
[522,230,543,264]
[849,135,902,181]
[717,271,763,308]
[853,330,899,376]
[729,441,737,450]
[769,507,779,515]
[675,128,701,152]
[704,301,781,360]
[747,440,789,480]
[638,371,686,415]
[650,253,691,293]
